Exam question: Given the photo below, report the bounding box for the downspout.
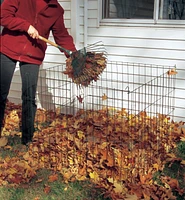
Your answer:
[84,0,88,46]
[97,0,102,28]
[154,0,159,24]
[159,0,164,19]
[71,0,80,48]
[70,0,79,96]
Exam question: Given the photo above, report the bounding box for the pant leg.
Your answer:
[20,62,39,144]
[0,53,16,129]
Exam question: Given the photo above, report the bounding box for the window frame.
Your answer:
[99,0,185,27]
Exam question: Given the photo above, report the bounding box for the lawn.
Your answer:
[0,138,111,200]
[0,170,110,200]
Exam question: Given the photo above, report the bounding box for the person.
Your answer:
[0,0,77,145]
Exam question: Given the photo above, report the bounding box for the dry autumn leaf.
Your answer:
[35,179,43,183]
[34,197,40,200]
[44,184,51,194]
[180,136,185,141]
[89,171,99,182]
[167,178,179,189]
[102,93,108,101]
[181,160,185,165]
[167,68,178,75]
[77,95,83,103]
[0,137,8,147]
[48,174,58,182]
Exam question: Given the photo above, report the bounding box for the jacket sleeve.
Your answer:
[51,12,77,57]
[0,0,30,32]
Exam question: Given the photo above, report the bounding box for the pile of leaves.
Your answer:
[64,52,107,87]
[0,101,185,199]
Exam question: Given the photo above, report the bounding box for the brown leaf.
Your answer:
[167,178,179,189]
[44,185,51,194]
[77,95,83,103]
[35,179,43,183]
[48,174,58,182]
[0,137,8,147]
[34,197,40,200]
[167,68,178,75]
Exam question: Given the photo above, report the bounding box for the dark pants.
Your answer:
[0,53,39,144]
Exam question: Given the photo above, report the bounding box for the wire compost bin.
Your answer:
[36,61,177,186]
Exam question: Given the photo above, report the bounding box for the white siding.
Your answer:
[44,0,75,64]
[85,1,185,66]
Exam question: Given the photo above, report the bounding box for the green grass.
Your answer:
[152,141,185,200]
[0,168,111,200]
[176,141,185,160]
[0,136,26,158]
[0,137,111,200]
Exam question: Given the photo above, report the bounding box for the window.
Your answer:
[103,0,185,20]
[160,0,185,19]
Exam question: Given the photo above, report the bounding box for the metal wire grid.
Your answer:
[70,62,177,176]
[36,62,179,177]
[74,61,176,119]
[37,64,75,113]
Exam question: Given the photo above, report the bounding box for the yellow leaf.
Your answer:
[108,177,114,183]
[77,131,85,139]
[167,153,176,158]
[41,156,45,162]
[100,142,108,149]
[7,168,17,175]
[23,152,30,160]
[68,157,74,165]
[108,178,126,194]
[113,181,124,193]
[181,160,185,165]
[180,136,185,141]
[102,93,108,101]
[62,121,67,128]
[89,171,99,181]
[76,175,87,181]
[97,60,106,65]
[163,117,169,123]
[153,163,159,170]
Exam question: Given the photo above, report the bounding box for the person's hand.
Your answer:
[27,25,39,39]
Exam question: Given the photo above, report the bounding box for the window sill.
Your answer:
[100,19,185,28]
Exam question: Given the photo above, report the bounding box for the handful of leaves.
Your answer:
[64,51,107,87]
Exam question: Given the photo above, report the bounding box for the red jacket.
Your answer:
[0,0,76,65]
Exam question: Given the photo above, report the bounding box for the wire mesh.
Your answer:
[35,61,181,185]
